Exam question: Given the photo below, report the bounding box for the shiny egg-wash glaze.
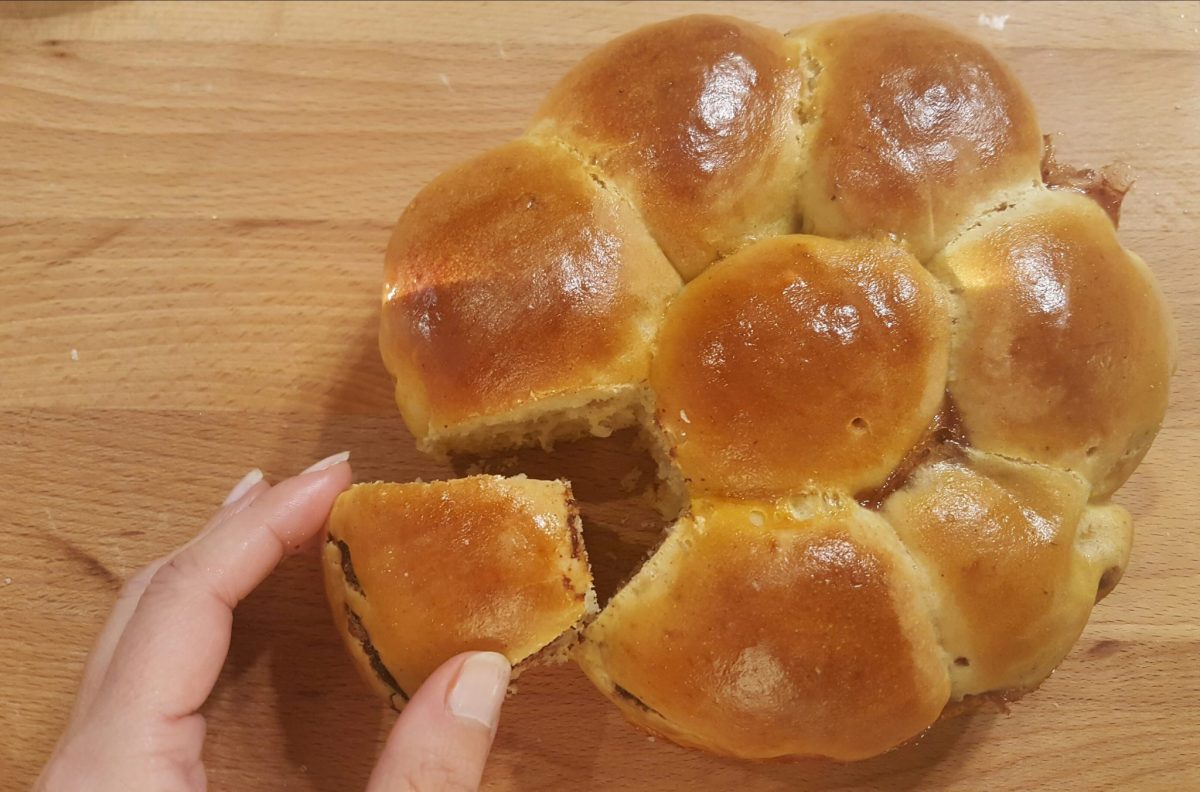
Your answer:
[374,13,1176,761]
[931,190,1174,498]
[381,138,680,452]
[650,235,950,498]
[324,478,594,703]
[533,15,804,281]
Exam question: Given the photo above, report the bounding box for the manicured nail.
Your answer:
[302,451,350,474]
[222,468,263,505]
[447,652,510,731]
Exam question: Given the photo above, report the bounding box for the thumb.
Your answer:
[366,652,511,792]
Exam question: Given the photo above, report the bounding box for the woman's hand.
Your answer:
[36,453,511,792]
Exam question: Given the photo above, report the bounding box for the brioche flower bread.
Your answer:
[325,13,1175,761]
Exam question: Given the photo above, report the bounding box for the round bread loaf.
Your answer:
[379,12,1176,761]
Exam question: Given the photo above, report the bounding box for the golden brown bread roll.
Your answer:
[323,477,595,708]
[881,450,1130,698]
[650,234,949,498]
[371,11,1176,762]
[533,15,803,281]
[575,496,950,760]
[382,137,681,456]
[930,189,1175,498]
[792,13,1043,261]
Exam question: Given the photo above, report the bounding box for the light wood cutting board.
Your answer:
[1,2,1198,789]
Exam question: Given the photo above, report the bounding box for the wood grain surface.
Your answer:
[2,2,1198,789]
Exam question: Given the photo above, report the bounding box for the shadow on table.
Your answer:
[213,555,386,792]
[489,661,992,790]
[767,711,994,790]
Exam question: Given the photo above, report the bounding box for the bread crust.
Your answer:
[931,190,1174,497]
[650,234,950,497]
[792,13,1043,261]
[575,497,951,761]
[535,15,803,281]
[322,477,594,705]
[381,137,680,452]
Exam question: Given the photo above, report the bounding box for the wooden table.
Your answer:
[2,2,1197,789]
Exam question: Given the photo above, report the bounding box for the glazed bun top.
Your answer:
[650,234,950,498]
[534,15,802,281]
[795,13,1044,261]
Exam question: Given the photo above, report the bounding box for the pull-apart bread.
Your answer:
[332,12,1174,760]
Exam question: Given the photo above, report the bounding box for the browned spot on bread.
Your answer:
[566,497,583,560]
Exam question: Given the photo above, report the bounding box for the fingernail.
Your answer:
[222,468,263,505]
[447,652,510,731]
[302,451,350,475]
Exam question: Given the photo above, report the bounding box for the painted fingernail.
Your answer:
[447,652,510,731]
[302,451,350,474]
[222,468,264,505]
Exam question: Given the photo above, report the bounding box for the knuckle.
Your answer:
[144,553,197,597]
[118,559,165,601]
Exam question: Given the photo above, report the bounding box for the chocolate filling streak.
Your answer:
[329,536,365,596]
[331,535,407,703]
[613,683,664,719]
[1041,134,1132,227]
[560,573,588,602]
[345,605,409,704]
[857,393,969,510]
[567,507,583,560]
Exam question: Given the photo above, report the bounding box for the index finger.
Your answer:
[89,454,352,721]
[72,471,271,721]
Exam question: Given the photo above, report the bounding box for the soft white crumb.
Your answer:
[977,13,1009,30]
[679,409,690,424]
[3,577,11,585]
[69,348,79,361]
